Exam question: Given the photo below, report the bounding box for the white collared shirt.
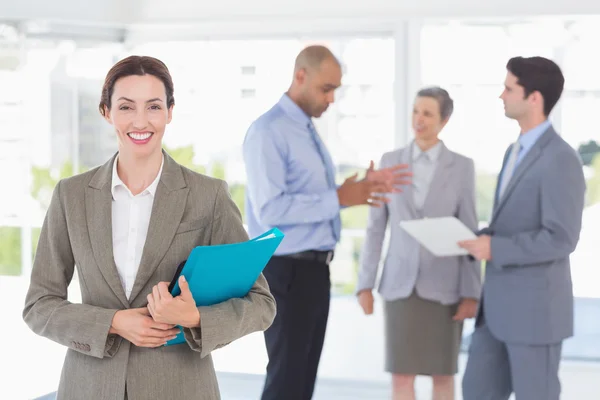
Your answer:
[111,155,164,299]
[411,141,443,210]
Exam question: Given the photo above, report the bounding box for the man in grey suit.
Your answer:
[459,56,586,400]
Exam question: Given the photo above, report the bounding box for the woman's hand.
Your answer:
[453,298,479,321]
[147,276,201,329]
[109,308,180,347]
[358,290,375,315]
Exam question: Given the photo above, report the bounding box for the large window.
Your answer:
[127,37,396,295]
[421,18,600,361]
[561,27,600,353]
[0,68,26,276]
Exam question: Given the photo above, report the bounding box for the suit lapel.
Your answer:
[491,127,557,222]
[128,152,189,303]
[86,154,130,308]
[422,143,453,214]
[492,145,513,212]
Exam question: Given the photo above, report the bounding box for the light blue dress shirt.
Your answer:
[499,119,552,193]
[243,94,341,255]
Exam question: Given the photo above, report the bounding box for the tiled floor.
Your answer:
[29,364,600,400]
[217,365,600,399]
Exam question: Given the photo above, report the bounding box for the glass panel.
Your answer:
[0,64,28,278]
[564,18,600,91]
[559,92,600,360]
[0,226,21,276]
[2,40,85,399]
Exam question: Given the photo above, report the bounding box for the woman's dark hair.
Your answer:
[416,86,454,120]
[99,55,175,116]
[506,56,564,117]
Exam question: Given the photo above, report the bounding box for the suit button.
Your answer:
[84,344,91,352]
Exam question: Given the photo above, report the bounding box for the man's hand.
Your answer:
[458,235,492,261]
[453,298,479,321]
[357,290,374,315]
[337,174,390,207]
[365,160,412,192]
[147,276,201,329]
[109,308,180,348]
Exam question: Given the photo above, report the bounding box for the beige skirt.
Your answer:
[384,291,463,376]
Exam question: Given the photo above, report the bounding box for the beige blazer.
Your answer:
[23,151,276,400]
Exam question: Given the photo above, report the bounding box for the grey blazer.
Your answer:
[357,142,481,305]
[23,151,276,400]
[478,126,586,345]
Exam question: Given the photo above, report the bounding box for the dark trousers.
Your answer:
[260,255,331,400]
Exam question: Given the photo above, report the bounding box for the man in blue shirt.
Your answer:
[243,45,411,400]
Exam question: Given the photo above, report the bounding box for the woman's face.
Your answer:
[103,74,173,159]
[411,96,447,141]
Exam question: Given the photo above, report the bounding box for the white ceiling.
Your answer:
[2,0,600,26]
[1,0,600,43]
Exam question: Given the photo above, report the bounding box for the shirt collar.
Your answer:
[111,154,164,199]
[518,119,552,152]
[277,93,312,127]
[412,141,443,162]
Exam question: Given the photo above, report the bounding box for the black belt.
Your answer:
[279,250,334,265]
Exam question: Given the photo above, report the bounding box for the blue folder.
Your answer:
[164,228,284,346]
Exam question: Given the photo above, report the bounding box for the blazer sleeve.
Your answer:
[456,159,482,299]
[23,180,120,359]
[355,153,391,293]
[490,149,586,268]
[183,181,276,357]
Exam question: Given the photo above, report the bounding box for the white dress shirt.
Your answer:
[111,155,164,299]
[411,141,443,210]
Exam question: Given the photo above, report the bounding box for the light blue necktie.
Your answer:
[499,140,522,200]
[307,122,341,242]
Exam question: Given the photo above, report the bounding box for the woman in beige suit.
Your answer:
[23,56,276,400]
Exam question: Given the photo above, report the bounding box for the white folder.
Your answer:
[399,216,476,257]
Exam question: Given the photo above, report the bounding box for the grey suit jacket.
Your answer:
[23,151,276,400]
[357,142,481,305]
[478,126,586,345]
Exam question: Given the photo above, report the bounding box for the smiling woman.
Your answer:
[22,55,276,400]
[98,56,175,194]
